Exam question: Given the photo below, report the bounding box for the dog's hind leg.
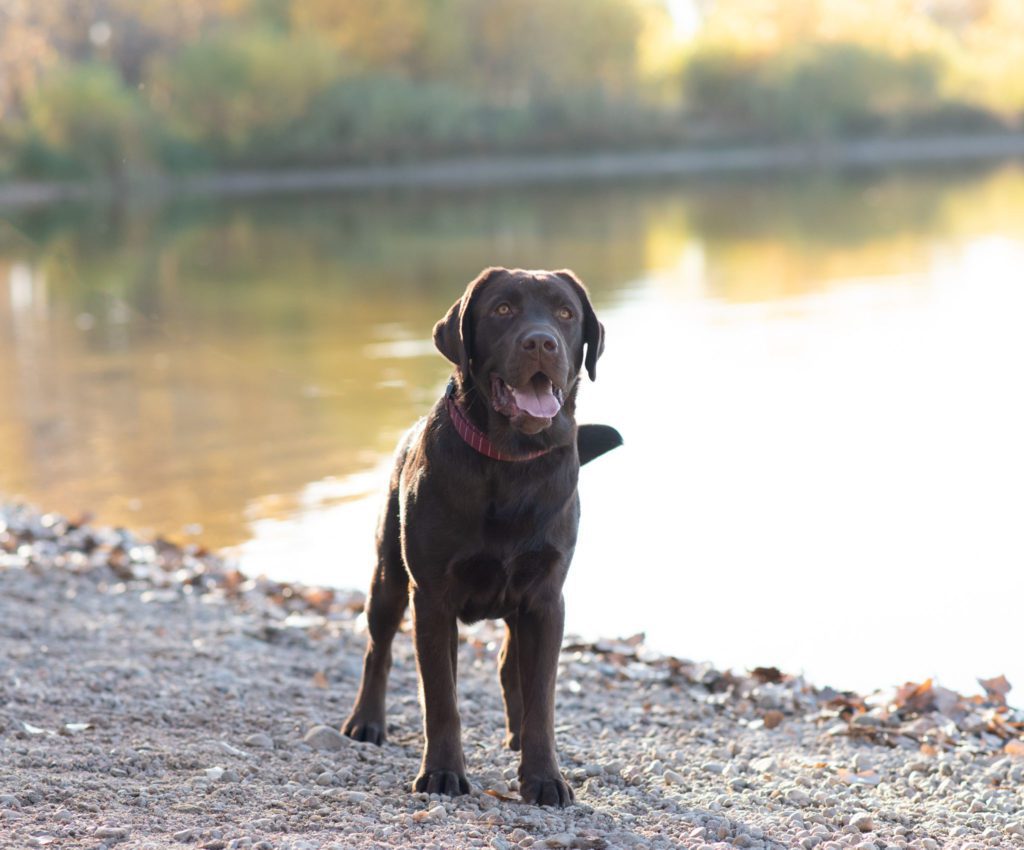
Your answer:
[342,492,408,745]
[499,615,523,750]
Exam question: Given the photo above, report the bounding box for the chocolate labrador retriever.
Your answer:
[342,267,621,806]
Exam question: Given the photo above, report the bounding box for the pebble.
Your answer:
[302,725,346,752]
[664,769,687,786]
[94,826,128,839]
[850,813,874,832]
[245,733,275,750]
[787,789,812,806]
[412,805,447,823]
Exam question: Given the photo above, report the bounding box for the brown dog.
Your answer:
[342,267,620,806]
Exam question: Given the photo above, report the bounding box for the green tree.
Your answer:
[23,63,144,178]
[148,28,336,161]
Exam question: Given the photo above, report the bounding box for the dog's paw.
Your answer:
[412,769,470,797]
[341,715,386,745]
[504,731,521,751]
[520,773,575,807]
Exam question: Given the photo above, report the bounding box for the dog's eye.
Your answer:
[494,303,513,316]
[556,306,573,320]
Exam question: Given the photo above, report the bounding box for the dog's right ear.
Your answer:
[433,267,505,377]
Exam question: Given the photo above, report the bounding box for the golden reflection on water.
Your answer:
[3,166,1024,692]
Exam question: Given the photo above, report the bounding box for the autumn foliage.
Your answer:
[0,0,1022,179]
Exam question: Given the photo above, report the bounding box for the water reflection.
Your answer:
[2,166,1023,694]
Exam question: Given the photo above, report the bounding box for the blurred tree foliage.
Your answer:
[0,0,1022,180]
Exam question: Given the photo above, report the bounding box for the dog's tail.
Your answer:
[577,424,623,466]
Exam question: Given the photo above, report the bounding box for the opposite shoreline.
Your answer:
[3,133,1024,209]
[2,502,1024,849]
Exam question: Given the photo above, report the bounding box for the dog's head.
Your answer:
[434,267,604,437]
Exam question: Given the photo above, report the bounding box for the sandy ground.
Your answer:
[2,503,1024,850]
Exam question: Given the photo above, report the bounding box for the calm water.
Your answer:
[2,167,1023,697]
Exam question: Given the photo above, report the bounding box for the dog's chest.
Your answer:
[452,542,563,623]
[451,491,572,621]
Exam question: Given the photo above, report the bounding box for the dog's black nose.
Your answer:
[521,331,558,353]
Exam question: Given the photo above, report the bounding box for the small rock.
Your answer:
[850,813,874,833]
[751,757,777,773]
[412,805,446,823]
[853,753,874,772]
[303,725,346,752]
[545,834,574,848]
[315,771,336,787]
[173,829,197,843]
[702,761,725,775]
[94,826,128,840]
[332,790,368,803]
[204,767,225,781]
[787,788,811,806]
[763,710,785,729]
[664,769,687,786]
[245,733,274,750]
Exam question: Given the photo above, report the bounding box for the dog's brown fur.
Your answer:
[342,267,619,806]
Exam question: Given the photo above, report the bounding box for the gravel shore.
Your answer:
[2,504,1023,850]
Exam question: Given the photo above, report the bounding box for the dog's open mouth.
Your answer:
[491,372,565,420]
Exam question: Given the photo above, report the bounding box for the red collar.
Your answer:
[444,382,552,462]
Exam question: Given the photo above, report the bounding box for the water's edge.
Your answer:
[4,132,1024,208]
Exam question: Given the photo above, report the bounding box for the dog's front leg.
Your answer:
[499,614,523,751]
[411,588,469,796]
[516,594,574,806]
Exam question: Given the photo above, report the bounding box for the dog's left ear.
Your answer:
[433,267,506,377]
[555,270,605,381]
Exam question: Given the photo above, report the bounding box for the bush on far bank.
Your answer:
[15,63,148,180]
[1,0,1022,181]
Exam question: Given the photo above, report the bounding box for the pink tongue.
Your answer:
[512,383,561,418]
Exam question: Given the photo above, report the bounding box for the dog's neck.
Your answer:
[445,377,575,462]
[445,382,552,462]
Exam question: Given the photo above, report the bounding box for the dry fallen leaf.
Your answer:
[311,670,328,689]
[893,679,943,713]
[978,674,1012,706]
[751,666,784,684]
[221,569,246,594]
[483,788,517,802]
[303,587,335,614]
